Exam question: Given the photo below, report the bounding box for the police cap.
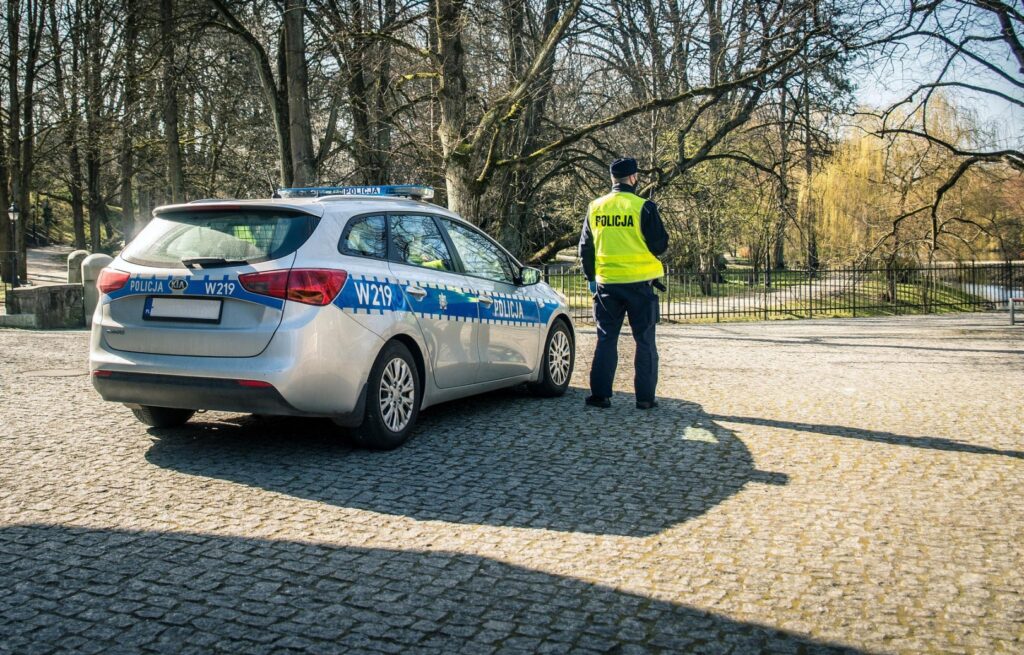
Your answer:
[609,158,638,177]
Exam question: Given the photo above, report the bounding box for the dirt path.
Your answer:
[26,245,74,285]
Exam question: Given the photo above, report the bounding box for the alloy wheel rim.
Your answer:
[548,331,571,386]
[379,358,415,432]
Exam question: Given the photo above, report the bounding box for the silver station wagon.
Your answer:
[89,185,576,449]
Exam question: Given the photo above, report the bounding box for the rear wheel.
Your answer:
[350,340,421,450]
[130,405,195,428]
[529,321,574,397]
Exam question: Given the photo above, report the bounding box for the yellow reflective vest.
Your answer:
[587,191,665,284]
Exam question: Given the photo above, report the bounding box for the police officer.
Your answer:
[578,158,669,409]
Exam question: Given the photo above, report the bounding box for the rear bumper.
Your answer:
[92,371,366,424]
[89,302,384,419]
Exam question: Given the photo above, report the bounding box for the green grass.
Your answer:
[554,274,994,323]
[547,270,818,306]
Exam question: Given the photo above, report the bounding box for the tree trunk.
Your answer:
[84,0,106,251]
[160,0,185,202]
[774,88,791,270]
[703,0,725,86]
[119,0,139,239]
[435,0,475,216]
[7,0,24,279]
[8,0,44,278]
[208,0,295,187]
[48,0,87,249]
[283,0,316,186]
[0,78,10,284]
[803,93,819,274]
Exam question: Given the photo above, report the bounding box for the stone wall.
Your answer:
[6,284,85,329]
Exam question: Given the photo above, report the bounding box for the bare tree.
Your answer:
[871,0,1024,261]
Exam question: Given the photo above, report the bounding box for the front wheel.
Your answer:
[350,340,421,450]
[130,405,195,428]
[529,321,574,397]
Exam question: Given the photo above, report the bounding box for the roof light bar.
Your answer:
[276,184,434,201]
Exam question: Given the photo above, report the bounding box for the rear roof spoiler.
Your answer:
[153,201,324,217]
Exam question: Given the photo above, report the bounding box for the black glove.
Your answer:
[652,279,666,292]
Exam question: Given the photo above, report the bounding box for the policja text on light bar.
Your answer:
[275,185,434,200]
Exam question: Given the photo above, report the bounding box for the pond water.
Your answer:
[959,283,1024,301]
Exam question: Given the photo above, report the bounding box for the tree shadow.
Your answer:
[711,414,1024,460]
[0,524,869,654]
[658,330,1024,356]
[145,387,787,537]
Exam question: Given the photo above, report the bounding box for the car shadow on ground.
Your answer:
[145,387,787,538]
[0,524,868,654]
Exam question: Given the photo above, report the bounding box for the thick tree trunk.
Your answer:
[284,0,316,186]
[444,166,478,221]
[435,0,475,217]
[491,0,560,255]
[274,30,294,188]
[160,0,185,202]
[337,0,393,185]
[371,0,395,183]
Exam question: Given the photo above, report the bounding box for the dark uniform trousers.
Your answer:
[590,281,659,403]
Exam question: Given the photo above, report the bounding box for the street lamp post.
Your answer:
[7,203,19,289]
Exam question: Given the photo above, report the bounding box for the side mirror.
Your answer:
[520,266,542,286]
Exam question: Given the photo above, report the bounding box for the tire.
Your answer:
[350,340,421,450]
[130,405,195,428]
[529,320,574,397]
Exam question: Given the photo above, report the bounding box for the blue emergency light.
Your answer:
[276,184,434,200]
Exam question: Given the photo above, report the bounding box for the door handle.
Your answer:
[477,295,493,306]
[405,286,427,300]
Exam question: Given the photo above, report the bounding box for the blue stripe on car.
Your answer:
[106,273,563,325]
[103,274,285,310]
[335,275,561,326]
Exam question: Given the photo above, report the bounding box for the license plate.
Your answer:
[144,296,223,323]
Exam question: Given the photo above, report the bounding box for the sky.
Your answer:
[851,7,1024,150]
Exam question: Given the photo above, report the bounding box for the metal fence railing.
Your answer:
[543,262,1024,324]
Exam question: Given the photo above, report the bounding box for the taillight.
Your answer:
[238,270,289,298]
[97,269,130,294]
[237,379,273,388]
[285,269,348,305]
[239,269,347,306]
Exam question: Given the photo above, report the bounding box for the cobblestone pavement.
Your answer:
[1,314,1022,654]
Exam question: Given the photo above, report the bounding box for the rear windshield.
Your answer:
[122,209,319,268]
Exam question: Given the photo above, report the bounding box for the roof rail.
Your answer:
[275,184,434,201]
[188,198,238,204]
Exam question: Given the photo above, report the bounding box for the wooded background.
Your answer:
[1,0,1021,284]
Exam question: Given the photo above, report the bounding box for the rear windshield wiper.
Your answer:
[181,257,250,269]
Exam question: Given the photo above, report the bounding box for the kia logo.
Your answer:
[169,279,188,291]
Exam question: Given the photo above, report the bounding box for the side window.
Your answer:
[389,214,455,272]
[340,214,387,259]
[443,220,517,284]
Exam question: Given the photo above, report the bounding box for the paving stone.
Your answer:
[0,315,1021,654]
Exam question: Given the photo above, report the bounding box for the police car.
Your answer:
[89,185,575,449]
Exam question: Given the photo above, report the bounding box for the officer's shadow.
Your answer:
[145,387,787,537]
